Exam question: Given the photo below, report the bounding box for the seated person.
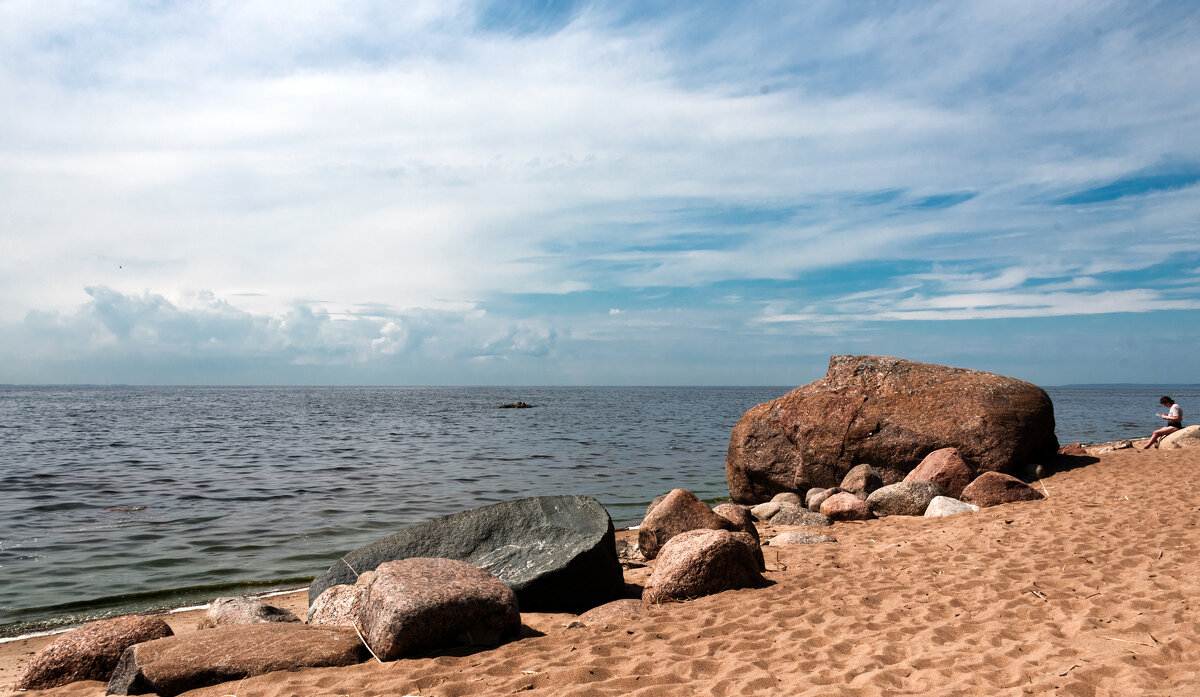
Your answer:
[1144,396,1183,449]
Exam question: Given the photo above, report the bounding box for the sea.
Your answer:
[1,384,1196,638]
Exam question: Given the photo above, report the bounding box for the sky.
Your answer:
[1,0,1198,386]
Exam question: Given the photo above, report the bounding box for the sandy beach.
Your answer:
[5,443,1199,696]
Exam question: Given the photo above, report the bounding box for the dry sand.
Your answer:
[5,445,1199,696]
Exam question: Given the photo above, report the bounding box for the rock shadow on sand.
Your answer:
[1052,453,1101,474]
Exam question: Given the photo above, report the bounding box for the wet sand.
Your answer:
[5,444,1199,695]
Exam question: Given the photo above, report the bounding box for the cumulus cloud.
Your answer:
[1,287,569,381]
[1,1,1198,383]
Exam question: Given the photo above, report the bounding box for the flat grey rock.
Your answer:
[767,531,837,546]
[867,481,946,517]
[197,596,299,629]
[310,495,622,612]
[769,492,803,506]
[769,504,833,527]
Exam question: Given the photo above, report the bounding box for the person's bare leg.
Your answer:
[1145,426,1179,449]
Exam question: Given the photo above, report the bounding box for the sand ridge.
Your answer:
[5,446,1199,695]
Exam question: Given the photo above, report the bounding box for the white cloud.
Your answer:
[758,285,1200,324]
[4,286,559,372]
[1,1,1199,382]
[371,320,410,356]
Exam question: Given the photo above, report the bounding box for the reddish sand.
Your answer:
[5,445,1199,696]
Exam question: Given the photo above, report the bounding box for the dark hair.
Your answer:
[1160,396,1175,406]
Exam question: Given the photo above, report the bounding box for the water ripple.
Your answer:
[3,383,1182,635]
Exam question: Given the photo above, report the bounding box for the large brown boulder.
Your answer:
[726,355,1057,503]
[960,472,1044,507]
[197,596,300,629]
[15,615,173,691]
[904,447,974,499]
[642,530,766,603]
[638,489,736,560]
[106,624,365,696]
[358,558,521,661]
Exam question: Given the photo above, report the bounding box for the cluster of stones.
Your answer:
[630,447,1045,605]
[18,495,626,696]
[744,446,1043,525]
[637,490,769,604]
[14,600,365,696]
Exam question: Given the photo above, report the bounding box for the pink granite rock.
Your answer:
[840,464,884,498]
[307,581,368,627]
[712,503,760,543]
[572,599,646,627]
[805,487,843,512]
[358,558,521,661]
[768,503,832,527]
[903,447,975,499]
[960,471,1044,507]
[16,615,173,691]
[819,492,875,521]
[642,529,766,604]
[638,489,736,560]
[106,624,364,696]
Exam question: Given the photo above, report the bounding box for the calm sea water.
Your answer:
[0,384,1195,636]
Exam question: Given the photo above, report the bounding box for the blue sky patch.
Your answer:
[622,232,749,253]
[477,0,583,36]
[1054,166,1200,205]
[852,189,906,206]
[905,192,977,210]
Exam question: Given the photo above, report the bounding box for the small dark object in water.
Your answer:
[105,506,148,512]
[498,402,534,409]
